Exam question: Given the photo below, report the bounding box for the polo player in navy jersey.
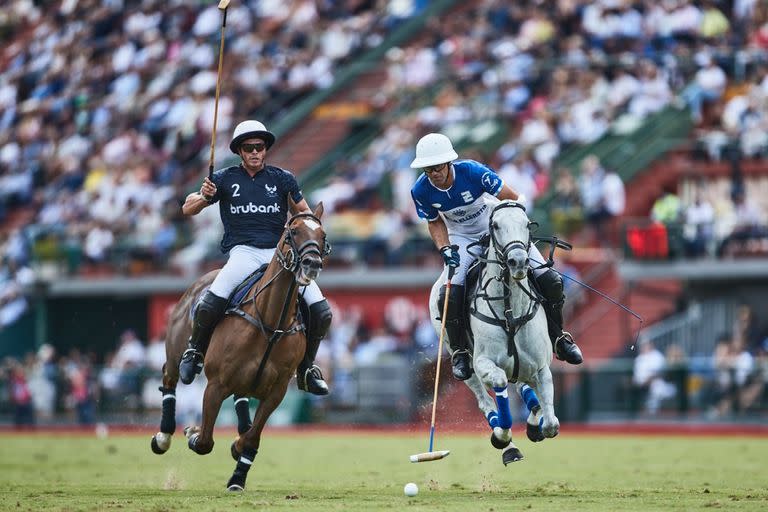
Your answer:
[410,133,583,381]
[178,120,332,395]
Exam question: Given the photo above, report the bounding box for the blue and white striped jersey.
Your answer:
[410,159,504,238]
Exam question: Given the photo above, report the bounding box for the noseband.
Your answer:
[277,212,331,274]
[489,202,533,264]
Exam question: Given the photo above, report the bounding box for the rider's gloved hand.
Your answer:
[439,245,460,268]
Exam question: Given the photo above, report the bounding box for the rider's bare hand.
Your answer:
[201,177,217,201]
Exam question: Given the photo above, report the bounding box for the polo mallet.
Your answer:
[208,0,230,180]
[410,265,455,463]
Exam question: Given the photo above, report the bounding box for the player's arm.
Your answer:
[290,197,312,215]
[496,182,520,202]
[427,216,450,250]
[182,177,217,216]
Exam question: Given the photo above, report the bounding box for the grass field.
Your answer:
[1,429,766,511]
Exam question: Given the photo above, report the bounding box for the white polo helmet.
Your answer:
[410,133,458,168]
[230,120,276,154]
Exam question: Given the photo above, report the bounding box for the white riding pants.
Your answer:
[209,245,325,305]
[437,234,549,285]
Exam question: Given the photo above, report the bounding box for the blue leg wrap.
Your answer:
[520,384,540,412]
[486,411,499,429]
[493,386,513,429]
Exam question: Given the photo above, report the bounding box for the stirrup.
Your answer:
[451,349,472,380]
[555,331,583,365]
[299,365,329,396]
[179,348,204,384]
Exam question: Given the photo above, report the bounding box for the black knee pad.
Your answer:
[197,291,228,328]
[536,269,564,305]
[308,299,333,341]
[437,285,465,322]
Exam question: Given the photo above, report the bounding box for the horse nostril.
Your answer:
[302,258,322,271]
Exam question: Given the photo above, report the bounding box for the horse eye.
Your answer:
[290,228,297,236]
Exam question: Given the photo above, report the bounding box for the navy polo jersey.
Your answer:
[208,164,303,252]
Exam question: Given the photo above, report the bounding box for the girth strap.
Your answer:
[226,307,305,338]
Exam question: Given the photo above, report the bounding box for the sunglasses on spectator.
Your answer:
[241,142,267,153]
[423,163,447,174]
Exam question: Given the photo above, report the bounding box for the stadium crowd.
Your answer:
[0,0,427,278]
[0,0,765,277]
[311,0,768,258]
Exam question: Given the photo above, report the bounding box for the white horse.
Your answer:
[429,200,559,465]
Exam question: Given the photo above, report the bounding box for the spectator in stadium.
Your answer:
[650,184,683,226]
[679,53,728,124]
[409,132,583,382]
[732,304,765,355]
[6,359,35,426]
[27,344,57,421]
[632,338,676,415]
[65,354,96,425]
[177,120,331,396]
[718,187,766,257]
[112,329,146,371]
[738,339,767,413]
[711,332,755,417]
[681,183,715,257]
[578,155,625,243]
[549,167,584,238]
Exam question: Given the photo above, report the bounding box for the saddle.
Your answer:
[191,264,307,326]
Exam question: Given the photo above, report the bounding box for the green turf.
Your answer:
[0,430,766,511]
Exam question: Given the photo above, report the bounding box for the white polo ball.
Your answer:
[404,482,418,497]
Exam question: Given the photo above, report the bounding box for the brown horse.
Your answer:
[150,201,329,491]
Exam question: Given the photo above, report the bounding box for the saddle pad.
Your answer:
[190,264,269,320]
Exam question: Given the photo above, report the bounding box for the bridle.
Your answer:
[275,212,331,274]
[489,201,534,268]
[234,211,330,337]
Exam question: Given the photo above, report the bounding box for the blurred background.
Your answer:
[0,0,766,430]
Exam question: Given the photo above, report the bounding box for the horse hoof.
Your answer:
[541,418,560,439]
[231,441,241,462]
[526,422,544,443]
[502,447,524,465]
[150,436,166,455]
[490,431,511,450]
[227,474,246,491]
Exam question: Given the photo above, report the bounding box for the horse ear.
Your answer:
[313,201,324,220]
[287,194,297,212]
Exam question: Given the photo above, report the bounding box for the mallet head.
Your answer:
[409,450,450,463]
